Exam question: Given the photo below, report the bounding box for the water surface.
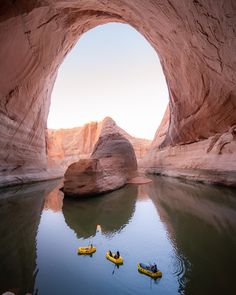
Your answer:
[0,176,236,295]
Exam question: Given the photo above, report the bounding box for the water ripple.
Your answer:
[173,252,191,294]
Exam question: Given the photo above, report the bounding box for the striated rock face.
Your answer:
[47,122,102,170]
[63,118,137,197]
[150,105,170,149]
[47,117,151,170]
[0,1,236,187]
[141,109,236,186]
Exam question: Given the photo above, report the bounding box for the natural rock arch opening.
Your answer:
[0,1,236,187]
[47,22,169,140]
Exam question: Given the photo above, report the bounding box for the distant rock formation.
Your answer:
[63,117,137,197]
[47,117,151,170]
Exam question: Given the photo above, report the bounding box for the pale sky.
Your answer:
[47,23,169,140]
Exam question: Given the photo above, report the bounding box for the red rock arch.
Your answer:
[0,1,236,186]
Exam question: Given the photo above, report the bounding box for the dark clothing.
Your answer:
[152,264,157,272]
[114,251,120,259]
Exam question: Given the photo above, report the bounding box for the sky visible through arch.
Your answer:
[47,23,169,140]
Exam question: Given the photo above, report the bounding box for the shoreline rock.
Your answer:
[141,125,236,187]
[127,176,152,184]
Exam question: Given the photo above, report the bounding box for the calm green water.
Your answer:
[0,176,236,295]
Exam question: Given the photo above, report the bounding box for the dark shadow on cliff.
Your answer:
[62,184,138,239]
[0,179,60,295]
[146,175,236,295]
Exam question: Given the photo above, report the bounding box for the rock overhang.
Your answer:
[0,0,236,186]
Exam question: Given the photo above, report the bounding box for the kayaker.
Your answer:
[114,251,120,259]
[109,250,112,257]
[151,264,157,272]
[90,244,93,249]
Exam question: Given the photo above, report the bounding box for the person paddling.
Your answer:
[114,251,120,259]
[150,263,157,272]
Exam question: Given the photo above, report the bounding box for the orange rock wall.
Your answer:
[47,118,151,170]
[141,112,236,186]
[47,121,102,169]
[0,1,236,186]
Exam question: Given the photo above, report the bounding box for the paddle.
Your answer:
[150,277,152,289]
[112,262,120,275]
[112,263,117,275]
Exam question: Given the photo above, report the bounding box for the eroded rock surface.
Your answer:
[142,122,236,186]
[47,117,151,170]
[63,118,137,197]
[0,1,236,187]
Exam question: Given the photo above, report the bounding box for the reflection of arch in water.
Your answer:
[63,185,138,239]
[147,176,236,295]
[0,180,58,295]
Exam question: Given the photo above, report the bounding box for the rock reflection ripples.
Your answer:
[173,252,191,295]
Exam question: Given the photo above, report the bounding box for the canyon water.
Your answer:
[0,176,236,295]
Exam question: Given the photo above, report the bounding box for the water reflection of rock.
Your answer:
[63,185,138,238]
[147,176,236,294]
[137,185,149,201]
[0,180,59,295]
[44,181,64,212]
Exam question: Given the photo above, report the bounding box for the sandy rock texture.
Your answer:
[141,111,236,186]
[0,1,236,187]
[63,118,137,197]
[47,117,151,170]
[47,121,102,170]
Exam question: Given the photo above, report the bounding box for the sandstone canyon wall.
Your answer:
[140,105,236,186]
[47,117,151,170]
[0,1,236,187]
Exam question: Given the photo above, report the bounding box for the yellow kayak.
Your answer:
[138,263,162,278]
[106,251,123,264]
[77,246,96,255]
